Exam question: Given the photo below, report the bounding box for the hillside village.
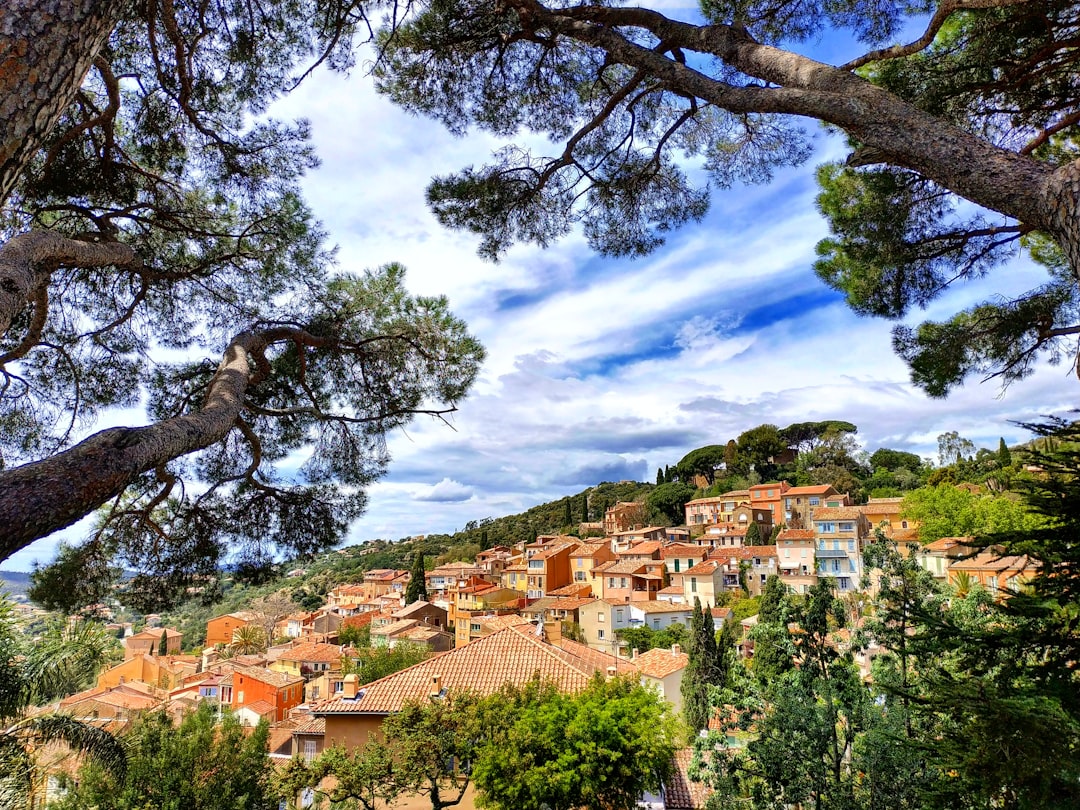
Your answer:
[20,469,1038,809]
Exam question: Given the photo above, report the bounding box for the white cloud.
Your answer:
[413,478,475,503]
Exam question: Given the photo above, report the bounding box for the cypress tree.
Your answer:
[405,552,428,604]
[682,597,723,733]
[581,494,589,524]
[657,468,664,485]
[564,497,573,527]
[997,437,1012,468]
[157,630,168,657]
[744,521,762,546]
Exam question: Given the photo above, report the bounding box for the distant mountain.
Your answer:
[0,569,32,598]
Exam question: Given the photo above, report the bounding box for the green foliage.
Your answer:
[615,622,688,655]
[750,576,794,683]
[900,484,1039,542]
[675,445,728,486]
[780,421,857,453]
[54,704,273,810]
[338,622,371,649]
[736,424,786,477]
[869,447,924,473]
[274,738,397,810]
[682,598,727,734]
[383,692,487,810]
[743,521,762,546]
[0,604,126,806]
[346,641,430,684]
[646,481,696,525]
[472,675,678,810]
[405,552,428,604]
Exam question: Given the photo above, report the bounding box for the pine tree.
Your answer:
[405,553,428,604]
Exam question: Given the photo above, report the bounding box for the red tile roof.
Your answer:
[312,625,613,714]
[634,646,688,679]
[276,643,347,664]
[665,748,713,809]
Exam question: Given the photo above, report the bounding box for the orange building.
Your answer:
[230,665,304,722]
[205,611,258,647]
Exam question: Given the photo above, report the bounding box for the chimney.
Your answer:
[672,643,682,656]
[342,673,359,699]
[543,621,562,646]
[430,675,443,699]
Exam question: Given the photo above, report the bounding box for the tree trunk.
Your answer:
[0,0,127,205]
[0,332,257,559]
[0,230,141,338]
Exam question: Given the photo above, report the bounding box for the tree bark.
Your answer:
[0,0,128,205]
[0,331,258,559]
[0,230,142,338]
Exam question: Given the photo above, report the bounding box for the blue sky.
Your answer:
[6,12,1077,571]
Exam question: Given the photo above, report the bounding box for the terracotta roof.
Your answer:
[813,506,865,520]
[683,559,723,576]
[632,601,690,614]
[372,619,419,637]
[594,560,650,575]
[364,569,404,581]
[569,543,608,558]
[619,541,662,556]
[784,485,838,495]
[473,614,530,632]
[312,625,611,714]
[242,700,276,716]
[777,529,816,541]
[546,583,593,597]
[276,643,347,664]
[708,546,777,562]
[266,723,297,755]
[924,536,975,552]
[661,544,708,558]
[665,748,713,809]
[949,553,1033,572]
[860,500,903,514]
[634,646,688,679]
[293,716,326,735]
[234,665,304,688]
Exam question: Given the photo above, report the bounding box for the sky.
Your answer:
[5,10,1078,571]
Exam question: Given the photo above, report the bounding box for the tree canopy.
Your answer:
[0,1,483,607]
[376,0,1080,396]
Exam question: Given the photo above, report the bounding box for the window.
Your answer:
[691,577,698,593]
[575,571,586,582]
[809,496,820,506]
[608,577,616,589]
[674,559,680,572]
[304,740,317,762]
[901,520,909,529]
[597,629,605,640]
[620,577,628,588]
[819,522,836,533]
[848,540,855,551]
[615,609,624,621]
[653,619,661,629]
[470,623,481,632]
[598,612,605,622]
[839,522,854,532]
[767,489,775,497]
